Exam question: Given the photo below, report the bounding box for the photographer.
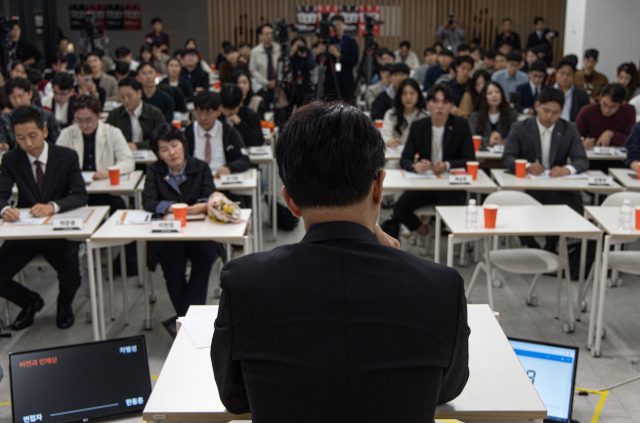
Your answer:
[526,17,556,66]
[436,14,465,55]
[5,22,43,68]
[289,37,316,108]
[317,14,359,102]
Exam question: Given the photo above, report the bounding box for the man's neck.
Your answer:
[456,76,468,85]
[186,64,196,72]
[508,70,517,77]
[263,43,272,49]
[559,84,571,94]
[92,70,102,79]
[583,68,594,76]
[302,206,375,233]
[55,99,68,107]
[440,64,449,72]
[142,85,156,98]
[128,102,141,114]
[199,122,214,132]
[432,116,448,127]
[155,30,162,36]
[335,33,343,41]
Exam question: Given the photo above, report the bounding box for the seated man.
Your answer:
[212,100,469,421]
[515,60,547,115]
[369,48,394,85]
[106,77,166,150]
[0,78,60,150]
[74,63,106,107]
[548,58,590,122]
[393,84,474,254]
[137,61,175,123]
[0,106,88,330]
[114,45,140,72]
[365,64,392,110]
[181,48,210,92]
[502,88,588,249]
[574,49,608,101]
[412,47,437,87]
[219,84,264,147]
[371,63,410,121]
[625,121,640,171]
[423,49,454,91]
[113,61,134,81]
[446,55,474,106]
[42,53,68,85]
[86,51,120,102]
[394,40,420,71]
[41,73,76,129]
[491,51,529,95]
[185,91,250,179]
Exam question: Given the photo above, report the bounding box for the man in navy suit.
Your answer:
[212,100,470,422]
[515,60,547,114]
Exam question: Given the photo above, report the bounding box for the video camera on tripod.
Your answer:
[81,11,105,53]
[357,14,384,88]
[273,18,297,44]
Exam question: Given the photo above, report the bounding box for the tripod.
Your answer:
[355,31,379,110]
[315,40,342,101]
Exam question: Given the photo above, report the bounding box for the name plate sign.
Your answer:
[588,176,613,186]
[449,175,472,185]
[220,174,243,185]
[151,220,180,232]
[53,218,83,230]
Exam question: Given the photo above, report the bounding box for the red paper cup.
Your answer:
[472,135,482,151]
[466,161,479,180]
[374,120,383,129]
[515,159,527,178]
[171,120,182,129]
[172,203,188,227]
[214,81,221,90]
[636,206,640,230]
[108,166,120,186]
[484,204,498,229]
[210,64,216,72]
[195,87,203,94]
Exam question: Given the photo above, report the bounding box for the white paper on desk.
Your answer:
[122,210,152,225]
[3,211,48,225]
[386,145,404,154]
[403,169,437,179]
[562,173,589,180]
[528,170,588,180]
[81,172,94,184]
[178,313,216,348]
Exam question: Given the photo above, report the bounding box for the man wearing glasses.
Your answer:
[42,73,76,129]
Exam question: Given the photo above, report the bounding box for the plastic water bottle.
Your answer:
[465,199,477,230]
[618,199,632,232]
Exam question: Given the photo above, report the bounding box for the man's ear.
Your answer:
[371,169,385,206]
[281,186,302,217]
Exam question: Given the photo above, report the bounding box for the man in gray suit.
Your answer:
[502,87,588,250]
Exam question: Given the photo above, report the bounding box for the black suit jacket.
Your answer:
[0,142,88,211]
[541,85,590,122]
[515,83,540,112]
[502,117,589,173]
[401,115,475,170]
[370,90,393,121]
[218,106,264,147]
[180,65,210,91]
[185,122,251,173]
[0,106,61,149]
[212,221,470,422]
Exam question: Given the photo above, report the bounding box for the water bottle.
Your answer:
[465,199,477,230]
[618,199,632,232]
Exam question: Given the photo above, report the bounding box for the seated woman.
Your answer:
[457,70,490,119]
[160,57,195,103]
[233,69,266,118]
[381,78,428,151]
[617,62,640,102]
[142,123,220,332]
[468,81,517,147]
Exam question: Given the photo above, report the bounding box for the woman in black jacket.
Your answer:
[468,81,517,147]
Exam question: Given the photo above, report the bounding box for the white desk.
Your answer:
[214,169,260,252]
[249,145,278,242]
[0,206,110,341]
[86,209,252,341]
[384,149,505,163]
[262,126,279,146]
[131,150,158,165]
[609,168,640,191]
[143,304,546,423]
[583,206,640,357]
[586,147,627,161]
[490,168,623,195]
[383,169,498,194]
[435,205,602,329]
[84,170,144,197]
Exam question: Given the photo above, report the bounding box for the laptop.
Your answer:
[10,335,151,423]
[509,338,579,423]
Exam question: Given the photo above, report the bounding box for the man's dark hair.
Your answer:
[529,60,547,74]
[534,17,544,24]
[584,49,599,60]
[426,83,456,103]
[194,91,221,111]
[506,51,521,62]
[5,77,31,96]
[172,49,186,58]
[563,54,579,67]
[151,41,163,49]
[239,42,251,49]
[502,17,512,24]
[10,106,43,130]
[332,14,345,23]
[58,37,69,45]
[495,52,507,60]
[601,83,628,104]
[433,41,444,49]
[423,47,436,56]
[115,46,132,58]
[485,49,498,60]
[440,49,454,58]
[184,48,200,57]
[257,23,272,38]
[114,61,130,76]
[52,72,75,90]
[85,50,103,61]
[457,44,470,53]
[150,123,188,156]
[118,76,142,91]
[74,63,92,75]
[538,87,564,107]
[390,63,411,75]
[454,55,474,68]
[11,60,28,73]
[137,61,155,73]
[71,93,102,115]
[53,53,68,64]
[275,101,385,209]
[151,17,162,25]
[556,58,576,72]
[399,40,411,49]
[376,48,394,59]
[220,84,243,109]
[224,45,238,54]
[27,68,42,86]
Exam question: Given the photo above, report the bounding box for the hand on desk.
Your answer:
[432,161,447,174]
[374,224,400,249]
[488,131,504,146]
[2,208,19,222]
[414,159,431,173]
[582,137,595,150]
[387,138,401,148]
[30,203,54,217]
[128,142,138,151]
[187,203,208,215]
[527,162,545,175]
[93,170,109,180]
[596,130,613,147]
[549,166,570,177]
[214,166,231,178]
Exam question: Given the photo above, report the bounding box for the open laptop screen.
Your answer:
[509,338,579,423]
[10,336,151,423]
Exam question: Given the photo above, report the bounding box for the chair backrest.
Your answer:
[483,190,542,206]
[601,192,640,207]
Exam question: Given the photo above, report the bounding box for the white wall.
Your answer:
[563,0,587,66]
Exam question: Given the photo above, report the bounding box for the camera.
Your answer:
[296,45,307,55]
[316,13,333,45]
[364,14,383,34]
[0,15,18,35]
[274,18,296,44]
[448,12,455,27]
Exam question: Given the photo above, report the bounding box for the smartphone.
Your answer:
[84,76,92,83]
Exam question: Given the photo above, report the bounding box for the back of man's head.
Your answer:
[52,72,75,91]
[115,46,132,59]
[275,101,385,210]
[538,87,565,108]
[601,83,627,104]
[194,91,221,111]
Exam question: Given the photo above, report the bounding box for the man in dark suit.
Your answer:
[545,58,590,122]
[219,84,264,147]
[393,84,475,252]
[502,88,588,249]
[526,17,556,66]
[0,106,88,330]
[211,100,469,422]
[515,60,547,114]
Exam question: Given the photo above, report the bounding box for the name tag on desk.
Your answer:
[449,175,472,185]
[53,218,83,230]
[249,146,270,156]
[588,176,613,186]
[131,150,149,160]
[220,174,243,185]
[593,147,615,155]
[491,145,505,153]
[151,220,180,232]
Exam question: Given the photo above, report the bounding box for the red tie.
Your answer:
[204,134,212,165]
[34,160,44,194]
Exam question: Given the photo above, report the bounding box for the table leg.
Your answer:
[587,235,603,351]
[95,247,106,340]
[483,236,495,311]
[134,190,144,287]
[251,188,259,253]
[86,241,100,341]
[257,173,263,251]
[594,235,611,357]
[446,234,455,268]
[559,236,575,330]
[120,245,129,325]
[142,241,152,330]
[244,234,251,254]
[434,213,441,264]
[272,160,277,242]
[577,232,588,321]
[106,247,114,321]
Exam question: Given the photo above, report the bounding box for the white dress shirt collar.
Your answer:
[27,140,49,167]
[127,101,144,118]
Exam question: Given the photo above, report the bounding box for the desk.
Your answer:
[586,147,627,161]
[262,126,279,146]
[132,150,158,165]
[84,170,145,199]
[583,206,640,357]
[383,169,498,194]
[384,149,505,163]
[87,209,252,341]
[0,206,110,342]
[435,205,602,329]
[249,146,278,242]
[143,304,546,423]
[609,168,640,191]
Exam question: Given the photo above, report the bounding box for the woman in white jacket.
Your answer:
[381,78,429,150]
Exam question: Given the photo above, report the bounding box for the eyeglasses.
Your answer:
[75,117,98,127]
[600,102,620,112]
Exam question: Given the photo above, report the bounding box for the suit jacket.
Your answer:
[184,122,251,174]
[95,73,120,102]
[41,94,76,129]
[0,106,60,149]
[219,107,264,147]
[370,90,393,121]
[526,30,554,63]
[105,102,166,150]
[468,109,517,147]
[502,117,589,173]
[181,64,210,91]
[0,142,88,211]
[212,221,470,422]
[401,115,475,170]
[515,83,540,113]
[56,121,134,174]
[550,85,590,122]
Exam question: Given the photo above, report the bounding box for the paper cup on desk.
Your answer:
[214,81,221,90]
[171,120,182,129]
[515,159,527,178]
[108,166,120,185]
[210,64,216,72]
[636,206,640,230]
[466,161,479,180]
[374,119,383,129]
[472,135,482,151]
[172,203,188,227]
[484,204,498,229]
[195,87,203,94]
